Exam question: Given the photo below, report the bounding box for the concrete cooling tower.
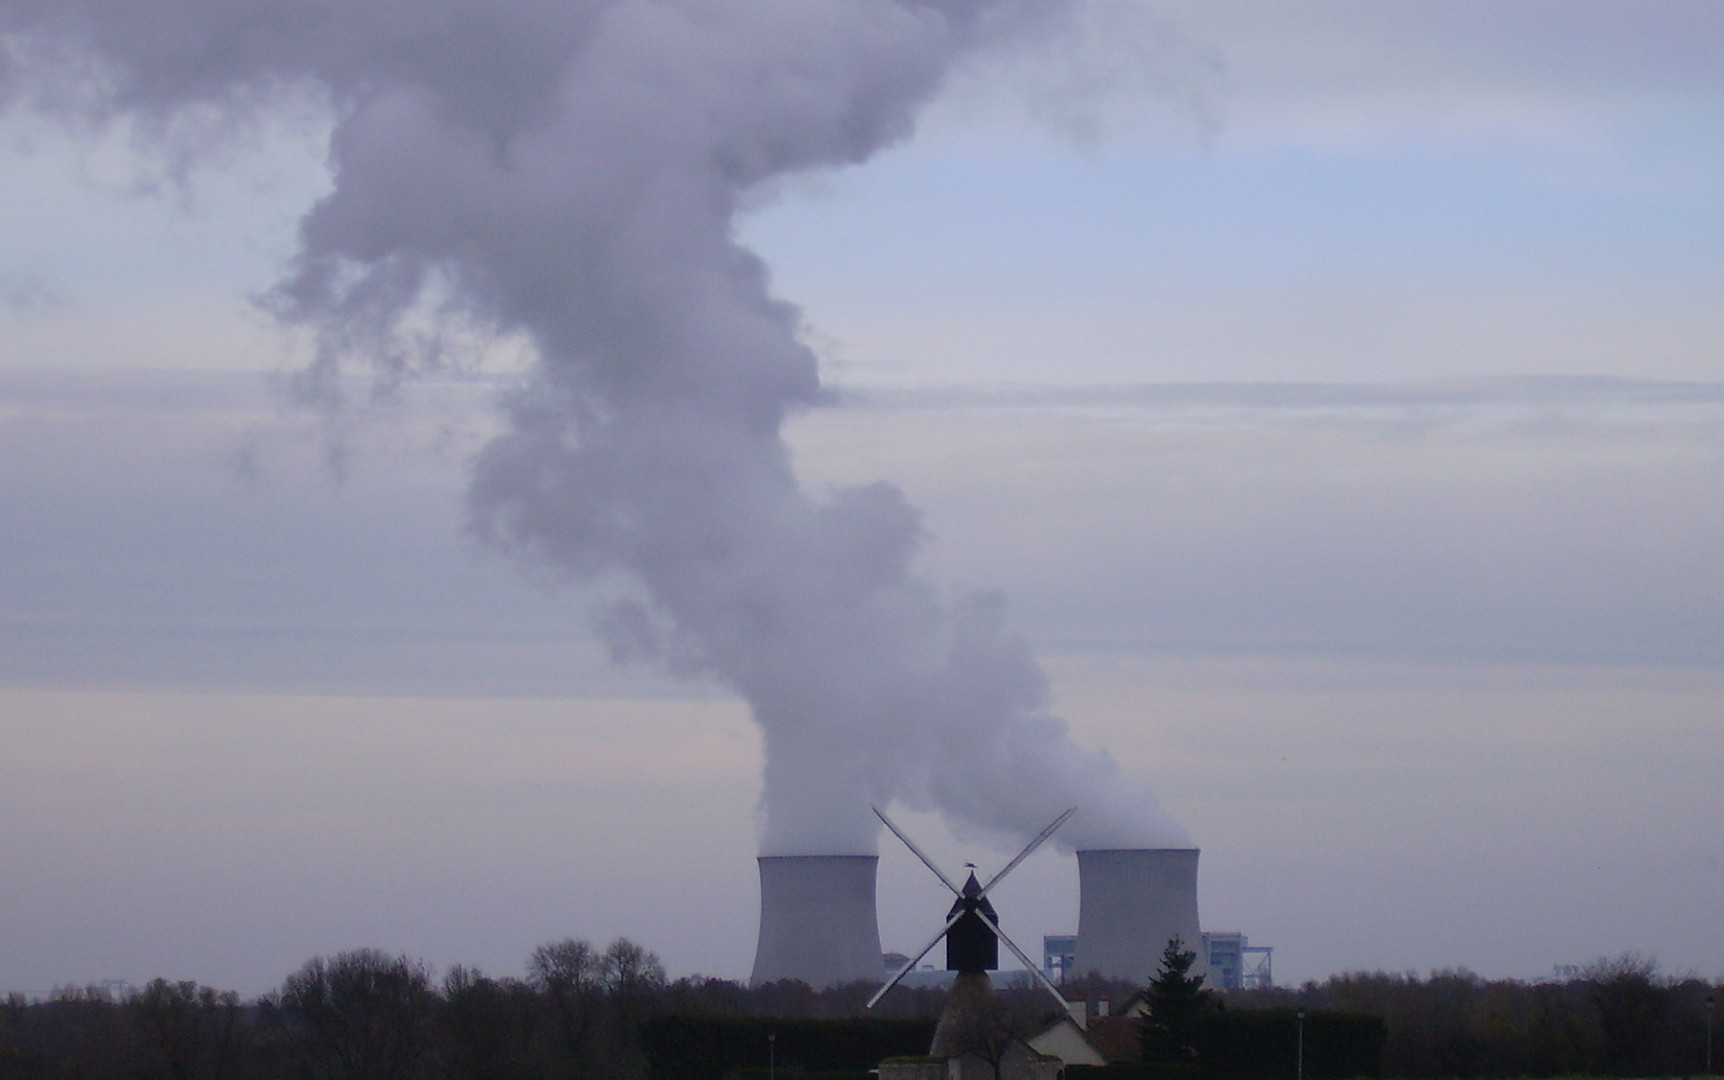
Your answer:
[1072,848,1202,982]
[750,855,884,987]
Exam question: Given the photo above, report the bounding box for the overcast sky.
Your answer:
[2,1,1722,996]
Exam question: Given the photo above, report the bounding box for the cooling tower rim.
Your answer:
[757,853,879,862]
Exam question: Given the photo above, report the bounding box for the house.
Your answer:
[1023,988,1148,1069]
[880,1042,1064,1080]
[1025,1012,1109,1068]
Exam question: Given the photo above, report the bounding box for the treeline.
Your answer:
[1227,955,1719,1079]
[5,945,1719,1080]
[0,938,955,1080]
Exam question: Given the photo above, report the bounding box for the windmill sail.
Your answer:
[867,806,1075,1008]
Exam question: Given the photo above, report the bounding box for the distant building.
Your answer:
[1042,935,1077,984]
[752,855,883,987]
[1200,931,1273,991]
[1024,987,1146,1069]
[1026,1013,1109,1068]
[1047,929,1272,990]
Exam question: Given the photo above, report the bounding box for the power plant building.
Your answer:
[750,855,884,987]
[1202,931,1274,990]
[748,845,1240,992]
[1071,848,1202,982]
[1042,934,1078,984]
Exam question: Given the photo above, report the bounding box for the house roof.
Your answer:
[1086,1017,1144,1063]
[1026,1014,1109,1067]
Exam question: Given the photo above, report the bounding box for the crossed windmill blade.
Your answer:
[867,805,1076,1009]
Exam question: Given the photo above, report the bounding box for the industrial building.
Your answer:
[1201,931,1274,991]
[1071,848,1202,983]
[750,855,884,987]
[751,841,1270,993]
[1042,935,1078,984]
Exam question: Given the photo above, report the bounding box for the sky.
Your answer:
[2,1,1722,996]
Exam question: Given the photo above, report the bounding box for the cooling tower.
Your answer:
[750,855,884,987]
[1072,848,1202,982]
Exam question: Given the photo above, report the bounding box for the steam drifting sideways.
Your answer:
[0,0,1187,855]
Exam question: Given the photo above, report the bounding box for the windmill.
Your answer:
[867,805,1076,1011]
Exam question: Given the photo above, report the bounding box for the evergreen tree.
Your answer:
[1140,937,1214,1064]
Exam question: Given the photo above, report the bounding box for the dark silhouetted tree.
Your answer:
[943,986,1037,1080]
[282,949,436,1080]
[438,966,537,1080]
[597,938,665,1078]
[1140,936,1214,1064]
[528,938,604,1078]
[528,936,663,1079]
[129,980,242,1080]
[1585,953,1668,1077]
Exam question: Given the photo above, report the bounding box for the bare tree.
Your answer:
[599,939,665,1022]
[1585,953,1668,1077]
[527,936,666,1079]
[529,938,606,1077]
[944,989,1035,1080]
[129,980,242,1080]
[598,939,665,1078]
[439,966,536,1080]
[282,949,436,1080]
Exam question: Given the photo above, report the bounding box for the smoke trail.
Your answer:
[0,0,1188,853]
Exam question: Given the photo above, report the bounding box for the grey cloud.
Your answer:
[936,0,1229,145]
[1174,0,1724,92]
[0,369,606,697]
[1144,0,1724,140]
[796,378,1724,669]
[9,363,1724,892]
[832,376,1724,415]
[0,270,63,312]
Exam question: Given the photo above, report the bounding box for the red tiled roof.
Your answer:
[1086,1017,1143,1063]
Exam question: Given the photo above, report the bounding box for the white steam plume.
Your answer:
[1,0,1188,854]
